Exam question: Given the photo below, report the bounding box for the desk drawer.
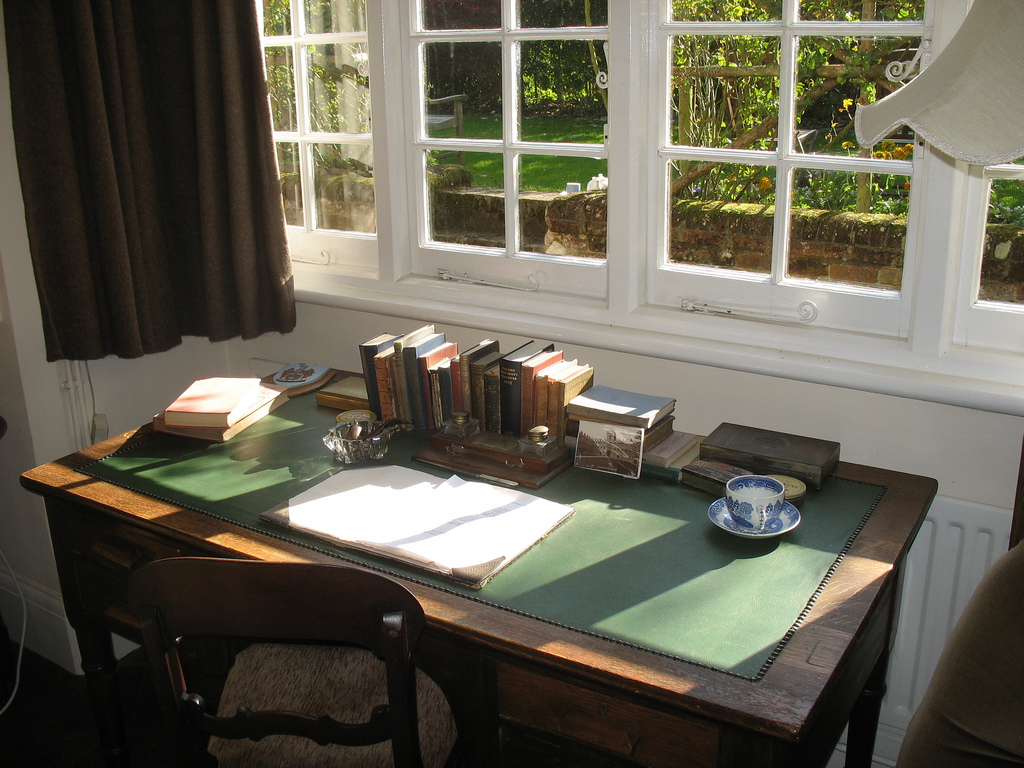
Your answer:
[498,664,719,768]
[63,512,192,628]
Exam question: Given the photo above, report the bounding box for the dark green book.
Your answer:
[498,341,554,437]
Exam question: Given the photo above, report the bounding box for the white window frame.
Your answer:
[953,162,1024,352]
[261,0,380,276]
[280,0,1024,418]
[401,2,611,300]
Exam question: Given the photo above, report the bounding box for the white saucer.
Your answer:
[708,497,801,539]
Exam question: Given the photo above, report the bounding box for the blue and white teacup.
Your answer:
[725,475,786,533]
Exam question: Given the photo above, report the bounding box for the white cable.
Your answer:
[0,543,27,716]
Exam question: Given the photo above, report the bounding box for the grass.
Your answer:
[429,114,608,192]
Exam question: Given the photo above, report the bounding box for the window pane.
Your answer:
[265,46,296,132]
[789,169,909,289]
[423,0,500,31]
[671,36,779,150]
[263,0,290,36]
[305,0,365,34]
[313,143,375,233]
[520,40,607,144]
[981,177,1024,304]
[795,36,920,156]
[799,0,924,21]
[428,150,504,247]
[424,42,502,140]
[307,44,371,134]
[522,155,608,259]
[520,0,607,28]
[277,142,303,226]
[668,161,775,274]
[672,1,780,22]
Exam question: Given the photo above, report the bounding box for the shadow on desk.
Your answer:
[0,646,175,767]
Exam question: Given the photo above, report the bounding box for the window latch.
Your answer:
[438,269,540,292]
[680,299,818,325]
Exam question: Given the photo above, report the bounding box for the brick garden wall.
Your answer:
[429,182,1024,300]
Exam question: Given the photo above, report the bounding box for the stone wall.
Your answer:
[427,177,1024,300]
[668,200,906,289]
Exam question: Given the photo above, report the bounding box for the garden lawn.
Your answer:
[431,114,608,192]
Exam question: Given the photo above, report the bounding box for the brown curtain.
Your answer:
[3,0,296,361]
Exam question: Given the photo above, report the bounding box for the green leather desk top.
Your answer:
[83,396,883,680]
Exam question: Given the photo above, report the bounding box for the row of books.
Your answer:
[358,327,597,440]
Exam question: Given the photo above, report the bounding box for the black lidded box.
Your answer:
[698,423,840,488]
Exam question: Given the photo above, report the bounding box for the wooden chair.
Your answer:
[129,557,458,768]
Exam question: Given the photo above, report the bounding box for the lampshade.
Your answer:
[855,0,1024,165]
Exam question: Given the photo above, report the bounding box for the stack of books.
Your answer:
[154,377,288,442]
[358,328,594,442]
[566,385,698,482]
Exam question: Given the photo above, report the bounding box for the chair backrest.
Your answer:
[895,541,1024,766]
[129,557,436,768]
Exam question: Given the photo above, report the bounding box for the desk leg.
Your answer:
[844,649,887,768]
[76,622,131,768]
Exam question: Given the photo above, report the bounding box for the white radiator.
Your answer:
[828,494,1014,767]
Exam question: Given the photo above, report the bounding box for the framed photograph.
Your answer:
[574,420,644,479]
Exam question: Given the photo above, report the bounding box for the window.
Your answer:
[260,0,1024,412]
[409,0,611,299]
[649,2,925,337]
[954,160,1024,350]
[260,0,378,272]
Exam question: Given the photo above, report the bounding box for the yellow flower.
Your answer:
[882,140,896,150]
[842,141,856,149]
[893,146,908,160]
[758,176,773,191]
[903,182,911,190]
[842,98,854,110]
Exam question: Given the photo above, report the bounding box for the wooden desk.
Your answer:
[21,423,935,768]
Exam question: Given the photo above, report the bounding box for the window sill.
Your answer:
[293,263,1024,417]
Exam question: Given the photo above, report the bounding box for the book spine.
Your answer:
[534,374,551,435]
[374,354,395,420]
[470,364,489,423]
[418,357,436,429]
[450,356,463,412]
[404,346,424,428]
[641,463,683,483]
[564,405,648,428]
[358,338,393,417]
[428,367,443,429]
[460,356,474,416]
[438,361,454,424]
[499,359,524,437]
[547,378,566,443]
[483,366,502,433]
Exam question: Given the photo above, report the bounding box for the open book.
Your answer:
[260,465,575,588]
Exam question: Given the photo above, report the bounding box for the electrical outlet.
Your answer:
[91,413,108,443]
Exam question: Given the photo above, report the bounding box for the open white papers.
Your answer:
[264,464,575,588]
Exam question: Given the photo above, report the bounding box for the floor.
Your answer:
[0,641,176,767]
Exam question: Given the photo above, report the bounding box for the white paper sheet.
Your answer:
[283,464,574,585]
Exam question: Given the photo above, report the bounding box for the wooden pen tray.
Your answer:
[414,431,573,488]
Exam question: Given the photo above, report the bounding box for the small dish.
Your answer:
[323,420,397,464]
[708,497,801,539]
